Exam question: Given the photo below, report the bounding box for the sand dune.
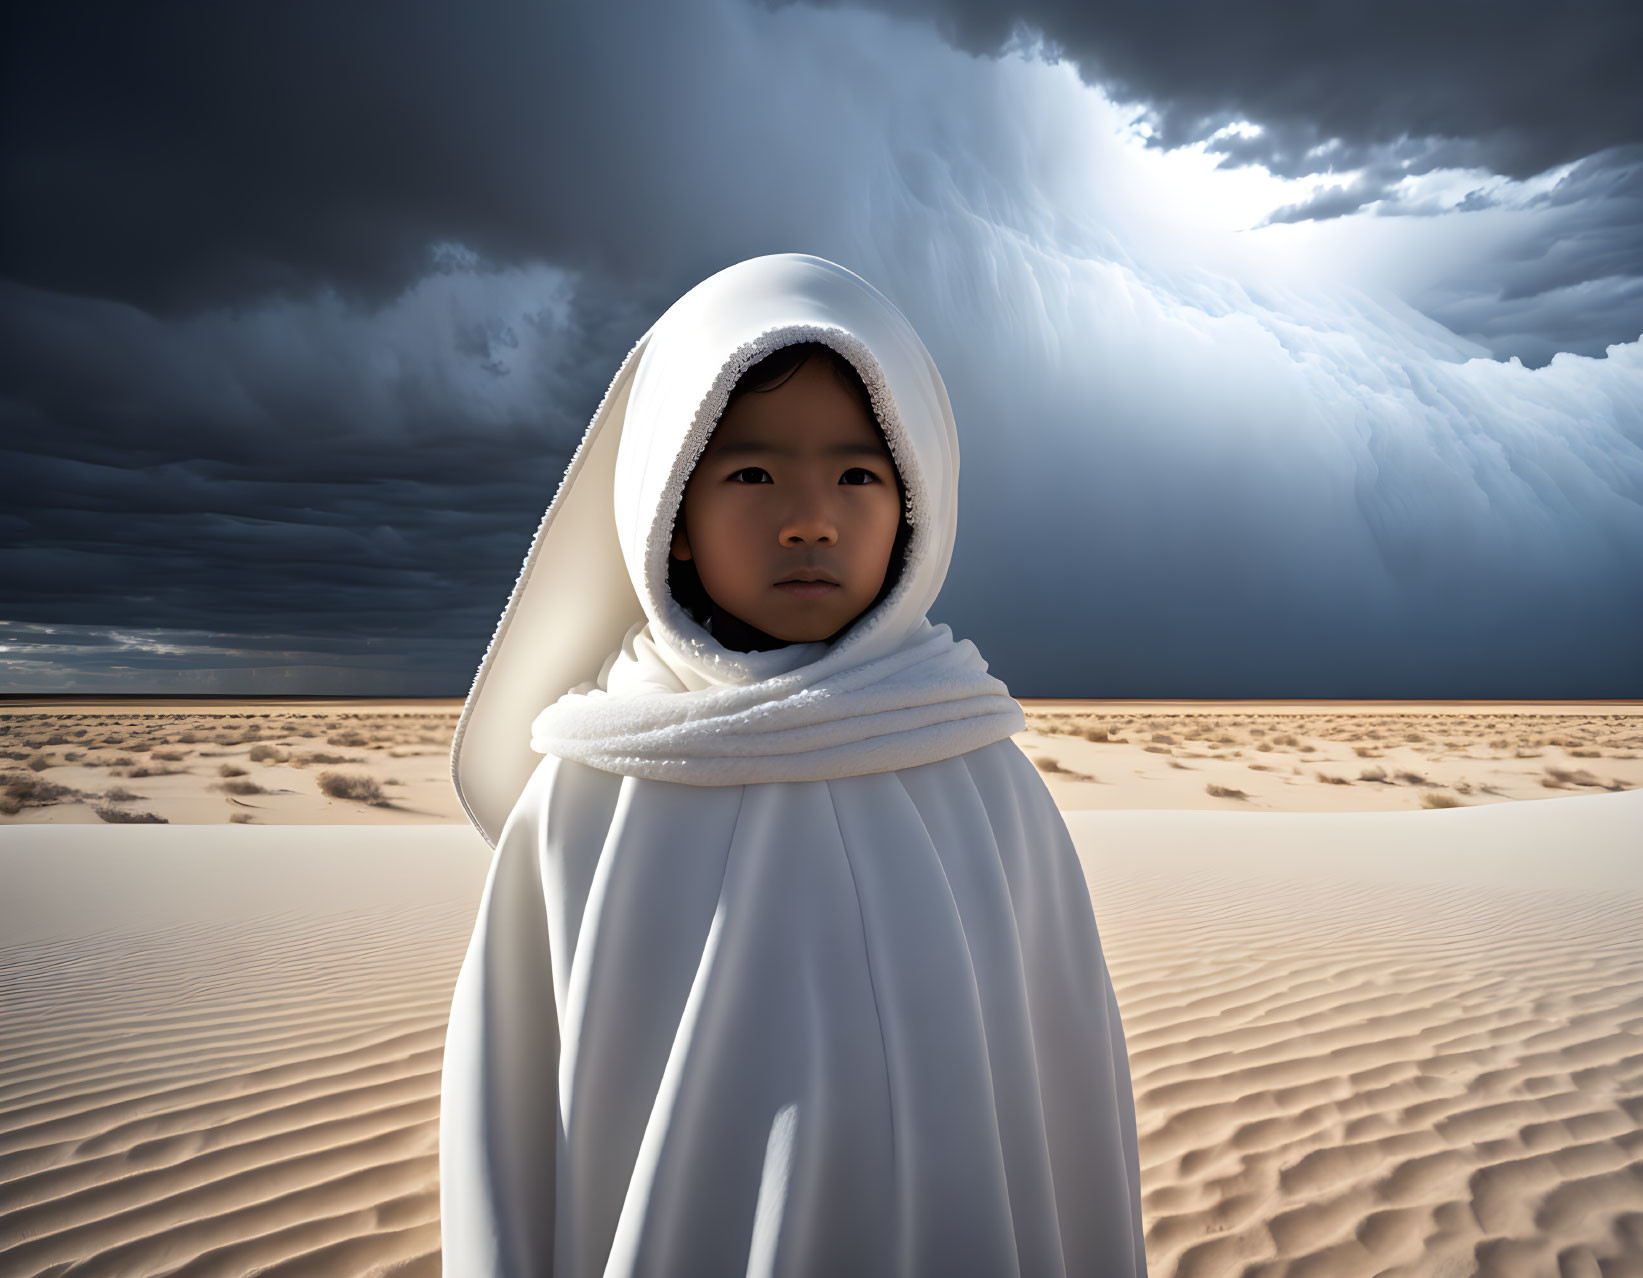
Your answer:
[0,826,488,1277]
[1070,794,1643,1275]
[2,793,1640,1275]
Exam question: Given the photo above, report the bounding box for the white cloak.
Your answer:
[441,742,1144,1277]
[441,254,1147,1276]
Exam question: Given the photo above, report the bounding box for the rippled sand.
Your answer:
[3,791,1640,1274]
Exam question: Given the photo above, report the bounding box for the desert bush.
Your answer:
[1143,745,1172,754]
[1033,756,1065,773]
[1394,770,1429,786]
[1359,766,1390,782]
[94,804,168,823]
[1247,763,1277,772]
[1205,783,1249,800]
[1150,733,1175,745]
[44,733,69,746]
[1352,746,1382,757]
[1544,765,1597,787]
[110,755,133,767]
[216,779,266,796]
[328,732,371,748]
[103,786,143,802]
[25,755,53,771]
[1421,793,1464,809]
[291,751,357,767]
[1272,733,1299,747]
[1569,748,1602,757]
[229,812,254,823]
[316,771,388,804]
[151,748,187,762]
[0,774,59,810]
[247,744,290,763]
[1080,727,1110,742]
[1314,772,1352,785]
[217,763,249,778]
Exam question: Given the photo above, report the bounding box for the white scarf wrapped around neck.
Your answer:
[529,616,1024,785]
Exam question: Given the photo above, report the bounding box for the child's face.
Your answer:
[670,354,903,643]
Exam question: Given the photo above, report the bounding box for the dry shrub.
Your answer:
[1150,733,1175,745]
[229,812,254,824]
[126,766,184,778]
[328,732,371,748]
[25,755,53,772]
[3,773,79,812]
[1034,755,1066,773]
[1569,748,1603,758]
[216,779,266,796]
[150,748,187,762]
[1272,733,1299,747]
[1314,772,1352,785]
[1143,745,1172,755]
[218,763,249,778]
[1514,748,1543,758]
[317,771,388,804]
[1394,770,1429,786]
[1205,783,1249,800]
[110,756,133,767]
[94,804,168,823]
[1359,766,1390,783]
[292,751,357,768]
[43,733,69,746]
[1080,727,1110,743]
[103,786,143,802]
[1421,793,1464,809]
[247,744,290,763]
[1167,759,1195,770]
[1247,763,1278,772]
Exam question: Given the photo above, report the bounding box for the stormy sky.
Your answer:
[2,0,1639,697]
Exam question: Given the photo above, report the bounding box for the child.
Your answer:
[442,253,1146,1277]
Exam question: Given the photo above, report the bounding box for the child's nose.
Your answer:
[778,490,838,545]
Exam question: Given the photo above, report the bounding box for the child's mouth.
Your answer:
[774,580,841,598]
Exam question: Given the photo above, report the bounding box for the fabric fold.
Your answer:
[530,618,1025,785]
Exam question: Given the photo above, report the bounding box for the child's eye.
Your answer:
[840,467,879,486]
[729,467,772,484]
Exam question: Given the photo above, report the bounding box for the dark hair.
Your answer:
[668,341,915,638]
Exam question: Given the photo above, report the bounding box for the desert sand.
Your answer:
[2,702,1641,1275]
[2,699,1638,827]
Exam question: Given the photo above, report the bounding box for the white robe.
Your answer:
[439,736,1146,1277]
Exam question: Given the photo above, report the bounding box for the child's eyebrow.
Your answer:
[708,441,890,458]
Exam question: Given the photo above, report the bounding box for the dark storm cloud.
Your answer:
[2,0,1640,696]
[764,0,1643,181]
[769,0,1643,353]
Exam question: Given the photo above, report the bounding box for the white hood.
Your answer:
[452,254,1021,846]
